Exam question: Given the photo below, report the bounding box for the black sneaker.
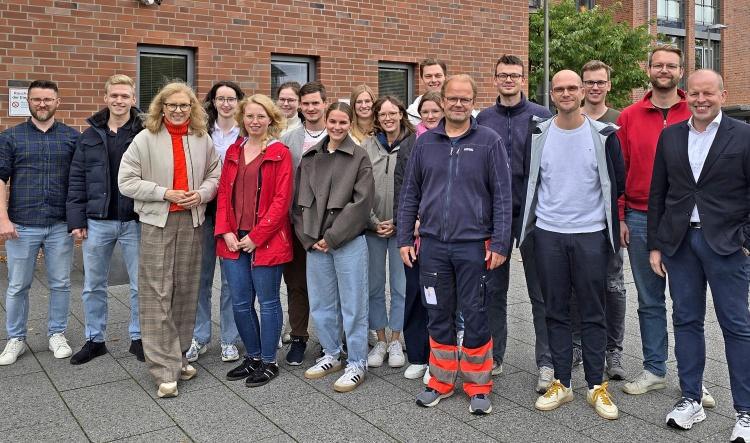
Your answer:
[129,339,145,362]
[286,337,306,366]
[226,357,262,381]
[70,341,107,365]
[245,361,280,387]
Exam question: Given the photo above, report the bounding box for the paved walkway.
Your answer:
[0,246,738,442]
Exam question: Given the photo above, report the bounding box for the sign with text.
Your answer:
[9,88,30,117]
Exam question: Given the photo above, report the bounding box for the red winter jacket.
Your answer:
[616,90,691,219]
[215,139,294,266]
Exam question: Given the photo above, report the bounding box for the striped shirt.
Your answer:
[0,119,79,226]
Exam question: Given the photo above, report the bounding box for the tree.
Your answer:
[529,0,654,109]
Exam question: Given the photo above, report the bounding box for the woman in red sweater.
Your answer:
[215,94,294,387]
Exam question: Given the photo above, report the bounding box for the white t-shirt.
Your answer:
[211,122,240,162]
[303,127,327,153]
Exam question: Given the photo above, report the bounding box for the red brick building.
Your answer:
[0,0,530,131]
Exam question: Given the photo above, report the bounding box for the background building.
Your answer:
[0,0,530,130]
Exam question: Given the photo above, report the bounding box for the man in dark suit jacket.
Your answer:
[647,69,750,442]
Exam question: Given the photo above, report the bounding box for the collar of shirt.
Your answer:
[687,111,722,135]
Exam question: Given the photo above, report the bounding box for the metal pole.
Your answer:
[543,0,550,109]
[706,32,712,70]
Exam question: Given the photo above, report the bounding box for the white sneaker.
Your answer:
[157,381,178,398]
[185,339,207,363]
[731,411,750,443]
[367,341,387,368]
[0,338,26,365]
[387,341,405,368]
[622,369,666,395]
[701,385,716,408]
[48,333,72,359]
[221,343,240,362]
[404,364,428,380]
[666,397,705,430]
[587,382,619,420]
[423,367,431,385]
[304,354,343,379]
[179,364,197,380]
[333,364,365,392]
[535,379,574,411]
[536,366,555,394]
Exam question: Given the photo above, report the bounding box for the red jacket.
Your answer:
[215,139,294,266]
[616,90,691,219]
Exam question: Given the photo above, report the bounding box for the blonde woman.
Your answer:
[349,84,375,145]
[118,82,221,398]
[216,94,294,387]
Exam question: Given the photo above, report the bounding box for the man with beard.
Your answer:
[617,45,714,407]
[0,80,80,365]
[399,74,512,415]
[280,81,328,365]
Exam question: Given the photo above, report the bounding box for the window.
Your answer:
[529,0,541,8]
[137,46,194,109]
[695,39,720,71]
[271,55,316,99]
[695,0,719,26]
[577,0,595,10]
[657,0,684,26]
[378,62,414,106]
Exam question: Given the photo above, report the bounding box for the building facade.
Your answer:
[0,0,530,131]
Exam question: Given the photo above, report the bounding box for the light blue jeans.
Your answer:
[366,233,405,332]
[626,210,668,377]
[5,222,73,338]
[81,220,141,342]
[193,214,239,345]
[307,235,369,369]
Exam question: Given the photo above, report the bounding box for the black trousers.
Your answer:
[403,260,429,365]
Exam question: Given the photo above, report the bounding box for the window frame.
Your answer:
[136,45,195,109]
[657,0,685,27]
[377,61,415,106]
[270,54,317,99]
[695,0,719,26]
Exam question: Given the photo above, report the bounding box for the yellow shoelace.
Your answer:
[592,381,613,405]
[544,380,566,398]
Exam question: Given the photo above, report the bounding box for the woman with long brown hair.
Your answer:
[349,84,376,145]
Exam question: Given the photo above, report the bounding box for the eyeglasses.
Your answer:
[29,97,57,105]
[445,97,474,106]
[215,97,237,104]
[244,114,269,122]
[650,63,681,71]
[377,111,400,119]
[583,80,608,88]
[495,73,523,81]
[278,98,298,104]
[164,103,192,112]
[551,86,581,95]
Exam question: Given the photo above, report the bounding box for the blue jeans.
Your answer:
[307,235,369,368]
[221,248,283,363]
[5,222,73,338]
[663,228,750,411]
[626,210,668,377]
[193,214,239,345]
[81,220,141,342]
[366,233,406,332]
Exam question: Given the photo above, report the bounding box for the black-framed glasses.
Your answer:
[215,97,237,104]
[495,73,523,81]
[583,80,608,88]
[164,103,192,112]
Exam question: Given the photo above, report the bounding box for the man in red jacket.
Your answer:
[616,45,712,407]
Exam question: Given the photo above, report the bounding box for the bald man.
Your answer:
[648,70,750,441]
[518,70,624,419]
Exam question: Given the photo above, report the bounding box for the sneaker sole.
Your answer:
[50,346,73,359]
[469,403,493,415]
[0,347,26,366]
[304,363,343,379]
[334,376,364,393]
[416,390,454,408]
[180,369,197,381]
[535,393,574,411]
[388,360,405,368]
[587,397,619,420]
[607,370,626,381]
[222,355,240,362]
[667,410,706,430]
[246,374,279,388]
[404,369,427,380]
[286,360,304,366]
[157,385,178,398]
[622,382,666,395]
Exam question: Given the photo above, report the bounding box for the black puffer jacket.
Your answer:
[67,107,142,230]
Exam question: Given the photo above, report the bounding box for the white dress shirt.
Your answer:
[687,111,722,222]
[211,122,240,162]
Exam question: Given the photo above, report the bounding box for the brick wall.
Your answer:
[0,0,529,131]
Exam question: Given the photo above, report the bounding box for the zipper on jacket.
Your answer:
[442,145,456,241]
[385,156,390,174]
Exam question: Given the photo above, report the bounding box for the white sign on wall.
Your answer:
[9,88,31,117]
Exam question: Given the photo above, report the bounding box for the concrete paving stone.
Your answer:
[112,426,191,442]
[0,372,72,432]
[37,349,130,391]
[702,358,731,389]
[540,386,631,431]
[0,420,89,442]
[501,338,547,375]
[0,338,43,379]
[118,355,223,399]
[23,316,84,353]
[62,379,174,443]
[660,410,737,442]
[699,426,740,442]
[505,320,540,350]
[468,404,595,442]
[159,385,283,442]
[362,399,497,442]
[257,391,396,442]
[221,365,317,407]
[492,369,543,407]
[506,300,534,322]
[380,369,428,395]
[435,391,517,423]
[256,435,297,443]
[580,413,688,442]
[300,367,413,414]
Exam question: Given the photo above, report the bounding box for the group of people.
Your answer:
[0,45,748,443]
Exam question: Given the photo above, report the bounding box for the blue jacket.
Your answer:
[396,117,512,255]
[477,94,552,238]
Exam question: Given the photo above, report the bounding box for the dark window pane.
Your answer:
[379,68,409,105]
[271,61,309,99]
[139,53,188,108]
